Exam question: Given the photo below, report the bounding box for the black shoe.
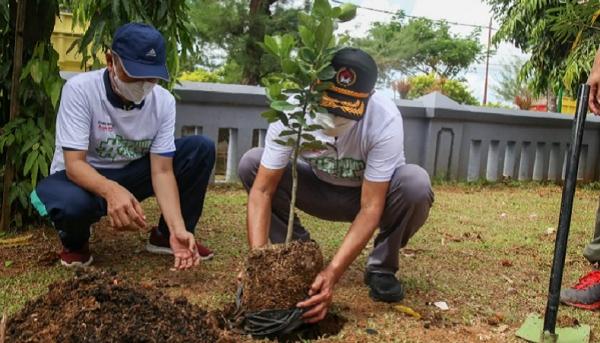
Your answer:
[364,272,405,303]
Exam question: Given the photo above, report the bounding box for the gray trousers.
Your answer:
[238,148,434,274]
[583,197,600,264]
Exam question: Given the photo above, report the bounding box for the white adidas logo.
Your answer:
[146,49,157,57]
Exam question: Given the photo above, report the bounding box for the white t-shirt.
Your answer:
[50,68,176,174]
[261,91,405,187]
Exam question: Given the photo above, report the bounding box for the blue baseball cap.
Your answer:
[111,23,169,81]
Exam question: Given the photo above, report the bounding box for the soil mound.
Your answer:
[6,269,223,343]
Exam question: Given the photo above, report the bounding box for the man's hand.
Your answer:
[105,181,146,231]
[588,48,600,114]
[297,268,338,324]
[169,230,200,270]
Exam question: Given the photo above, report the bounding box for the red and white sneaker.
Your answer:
[145,227,214,260]
[560,270,600,310]
[59,243,93,268]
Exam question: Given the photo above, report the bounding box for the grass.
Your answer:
[1,183,599,342]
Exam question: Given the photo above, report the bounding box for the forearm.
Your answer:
[247,189,272,248]
[594,48,600,70]
[66,159,116,198]
[325,209,381,282]
[152,171,186,234]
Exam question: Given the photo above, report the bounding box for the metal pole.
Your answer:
[541,84,590,342]
[482,17,492,105]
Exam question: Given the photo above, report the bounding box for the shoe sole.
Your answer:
[562,300,600,310]
[60,256,94,268]
[368,289,404,303]
[145,243,214,261]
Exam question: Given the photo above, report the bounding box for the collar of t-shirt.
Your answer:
[103,69,145,111]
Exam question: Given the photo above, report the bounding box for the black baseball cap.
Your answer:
[111,23,169,81]
[319,47,378,120]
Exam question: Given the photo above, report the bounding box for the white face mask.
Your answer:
[110,61,155,105]
[314,112,356,137]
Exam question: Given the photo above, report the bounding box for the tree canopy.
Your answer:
[492,56,532,105]
[354,13,484,82]
[187,0,309,85]
[486,0,600,97]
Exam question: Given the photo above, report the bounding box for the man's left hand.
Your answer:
[297,268,338,323]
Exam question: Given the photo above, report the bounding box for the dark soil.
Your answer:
[6,269,226,343]
[241,240,323,311]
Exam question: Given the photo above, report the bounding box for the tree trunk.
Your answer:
[0,311,6,343]
[1,0,27,232]
[285,128,301,244]
[242,0,277,85]
[547,88,558,113]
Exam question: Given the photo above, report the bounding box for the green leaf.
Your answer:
[261,109,280,122]
[315,81,334,91]
[273,139,290,147]
[277,112,290,127]
[312,0,332,17]
[298,47,317,63]
[4,260,13,268]
[49,80,63,109]
[38,154,49,178]
[337,4,357,22]
[301,134,316,141]
[301,141,327,151]
[282,59,298,74]
[280,130,296,136]
[306,124,323,131]
[298,12,313,27]
[23,151,39,176]
[315,18,334,51]
[31,160,39,186]
[280,34,295,58]
[20,139,36,155]
[30,60,43,84]
[263,35,280,57]
[299,26,314,47]
[266,83,283,101]
[318,66,336,80]
[270,100,296,112]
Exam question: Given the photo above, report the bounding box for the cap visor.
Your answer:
[320,90,369,120]
[120,58,170,81]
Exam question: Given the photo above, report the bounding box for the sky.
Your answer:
[333,0,529,104]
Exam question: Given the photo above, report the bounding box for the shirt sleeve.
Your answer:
[364,116,405,182]
[150,94,176,155]
[55,81,92,151]
[260,121,293,170]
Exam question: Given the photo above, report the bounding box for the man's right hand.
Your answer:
[105,181,147,231]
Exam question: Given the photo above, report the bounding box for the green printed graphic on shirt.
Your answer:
[95,135,152,161]
[304,156,365,179]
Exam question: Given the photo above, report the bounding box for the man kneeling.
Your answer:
[31,23,215,270]
[238,48,434,323]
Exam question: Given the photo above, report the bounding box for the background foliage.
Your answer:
[0,0,193,230]
[403,74,479,105]
[355,12,484,84]
[486,0,600,98]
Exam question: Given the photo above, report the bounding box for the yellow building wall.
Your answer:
[51,12,104,71]
[562,97,576,115]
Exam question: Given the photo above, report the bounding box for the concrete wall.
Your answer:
[175,81,600,183]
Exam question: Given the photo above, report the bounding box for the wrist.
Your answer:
[98,180,118,198]
[167,222,188,236]
[324,262,344,284]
